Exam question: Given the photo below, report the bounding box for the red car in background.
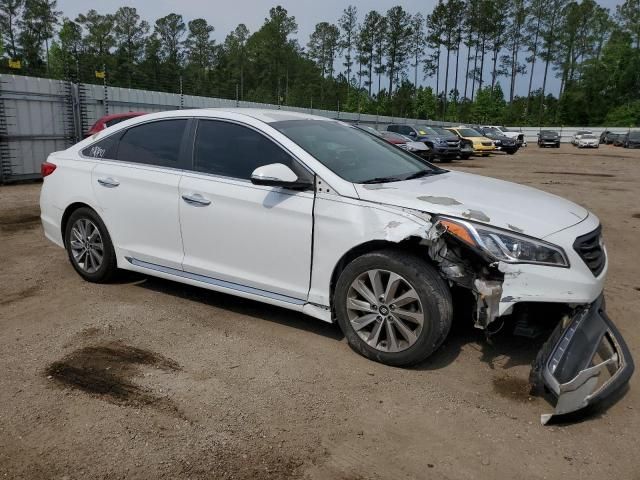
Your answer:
[85,112,147,137]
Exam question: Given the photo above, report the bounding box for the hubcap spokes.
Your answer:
[346,269,424,353]
[70,219,104,274]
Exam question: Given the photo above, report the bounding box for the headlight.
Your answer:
[437,217,569,267]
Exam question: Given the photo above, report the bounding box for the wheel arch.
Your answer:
[328,237,429,315]
[61,202,99,244]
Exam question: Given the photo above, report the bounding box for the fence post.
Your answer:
[179,76,184,110]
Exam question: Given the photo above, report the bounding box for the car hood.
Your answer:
[466,136,492,143]
[355,170,589,239]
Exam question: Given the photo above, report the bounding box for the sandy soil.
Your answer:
[1,143,639,479]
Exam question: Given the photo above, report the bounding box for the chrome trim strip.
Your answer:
[126,257,306,305]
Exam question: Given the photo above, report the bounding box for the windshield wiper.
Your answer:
[360,176,406,184]
[403,169,438,180]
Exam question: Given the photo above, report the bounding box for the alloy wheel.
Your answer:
[346,269,424,353]
[69,218,104,274]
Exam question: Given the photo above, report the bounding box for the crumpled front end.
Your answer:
[421,213,634,423]
[531,295,634,424]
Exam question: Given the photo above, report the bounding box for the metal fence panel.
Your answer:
[0,75,73,181]
[1,73,639,183]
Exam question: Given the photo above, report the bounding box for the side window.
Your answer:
[388,125,398,133]
[117,119,187,167]
[81,135,119,159]
[193,120,299,181]
[400,126,412,135]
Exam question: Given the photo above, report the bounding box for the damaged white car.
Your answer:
[40,109,633,423]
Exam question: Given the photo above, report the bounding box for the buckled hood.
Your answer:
[355,170,588,239]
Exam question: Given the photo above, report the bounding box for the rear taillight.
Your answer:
[41,161,57,177]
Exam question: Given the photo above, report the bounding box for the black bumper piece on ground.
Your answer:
[531,295,634,424]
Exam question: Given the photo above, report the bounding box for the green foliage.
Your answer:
[0,1,639,125]
[604,101,640,127]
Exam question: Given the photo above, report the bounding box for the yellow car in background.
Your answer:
[446,126,496,157]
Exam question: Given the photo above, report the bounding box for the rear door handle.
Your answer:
[97,177,120,188]
[181,193,211,207]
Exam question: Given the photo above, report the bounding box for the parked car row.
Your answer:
[536,129,640,149]
[600,130,640,148]
[363,124,524,162]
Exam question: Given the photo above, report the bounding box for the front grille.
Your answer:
[573,226,606,276]
[482,141,492,146]
[447,140,460,147]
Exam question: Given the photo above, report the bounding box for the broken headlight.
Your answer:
[438,217,569,267]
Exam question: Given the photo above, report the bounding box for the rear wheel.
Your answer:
[64,207,117,283]
[334,250,453,367]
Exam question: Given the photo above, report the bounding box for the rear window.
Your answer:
[81,135,119,159]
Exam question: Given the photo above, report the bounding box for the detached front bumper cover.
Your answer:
[533,295,634,424]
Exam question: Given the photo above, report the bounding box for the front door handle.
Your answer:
[182,193,211,207]
[97,177,120,188]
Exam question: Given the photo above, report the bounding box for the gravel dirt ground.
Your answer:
[1,143,639,480]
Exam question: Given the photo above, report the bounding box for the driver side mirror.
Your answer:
[408,131,417,137]
[250,163,313,190]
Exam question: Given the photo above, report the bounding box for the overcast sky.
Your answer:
[57,0,623,97]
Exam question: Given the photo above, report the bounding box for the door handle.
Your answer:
[181,193,211,207]
[97,177,120,188]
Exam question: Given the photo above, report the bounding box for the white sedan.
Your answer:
[572,130,593,145]
[40,109,633,423]
[576,134,599,148]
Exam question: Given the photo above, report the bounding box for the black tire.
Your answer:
[334,250,453,367]
[506,149,516,155]
[460,153,471,160]
[64,207,118,283]
[439,157,453,163]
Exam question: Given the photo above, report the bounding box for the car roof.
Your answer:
[115,108,335,125]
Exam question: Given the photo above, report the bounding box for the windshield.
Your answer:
[272,120,443,183]
[540,130,557,135]
[457,128,482,137]
[413,125,438,135]
[628,132,640,139]
[582,135,597,139]
[431,127,457,137]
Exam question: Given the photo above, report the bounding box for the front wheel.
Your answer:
[334,250,453,367]
[64,207,118,283]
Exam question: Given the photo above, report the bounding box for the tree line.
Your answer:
[1,0,639,126]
